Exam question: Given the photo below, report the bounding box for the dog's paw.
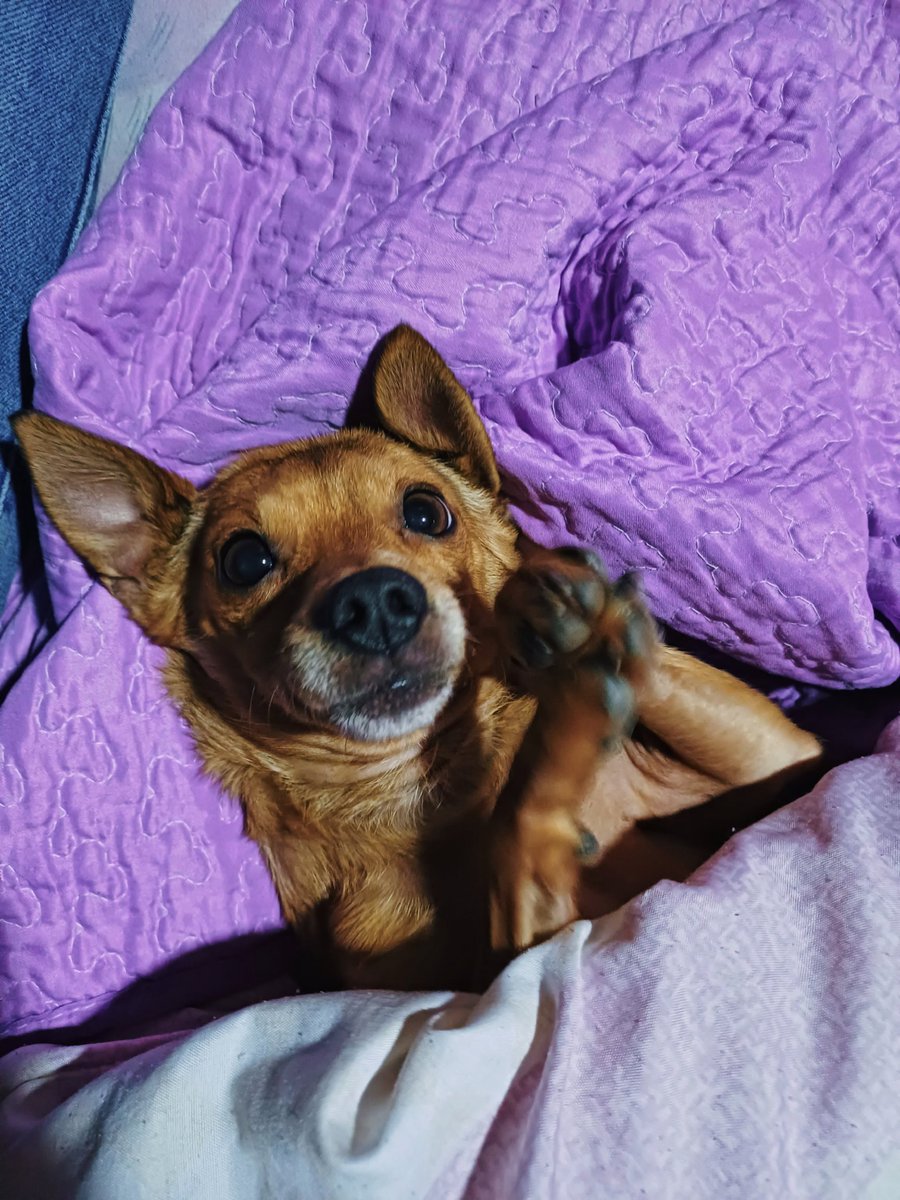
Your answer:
[498,545,657,737]
[489,805,581,953]
[490,546,658,954]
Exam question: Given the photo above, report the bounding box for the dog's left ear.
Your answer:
[371,325,500,495]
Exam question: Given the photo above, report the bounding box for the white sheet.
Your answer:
[3,721,899,1199]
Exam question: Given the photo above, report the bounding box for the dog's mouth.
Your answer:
[300,668,454,742]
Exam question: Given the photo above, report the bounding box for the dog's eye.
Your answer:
[402,489,453,538]
[219,532,276,588]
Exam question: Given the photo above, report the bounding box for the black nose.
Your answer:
[317,567,427,655]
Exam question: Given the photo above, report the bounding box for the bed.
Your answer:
[1,1,898,1194]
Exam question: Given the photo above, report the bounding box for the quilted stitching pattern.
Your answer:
[1,0,897,1037]
[1,591,278,1039]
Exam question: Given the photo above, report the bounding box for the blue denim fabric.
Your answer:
[0,0,134,614]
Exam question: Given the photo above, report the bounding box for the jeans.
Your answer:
[0,0,134,613]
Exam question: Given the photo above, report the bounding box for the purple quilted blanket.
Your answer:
[1,0,898,1043]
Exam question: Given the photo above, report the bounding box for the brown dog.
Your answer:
[14,326,822,990]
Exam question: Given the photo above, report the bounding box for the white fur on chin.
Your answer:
[333,682,455,743]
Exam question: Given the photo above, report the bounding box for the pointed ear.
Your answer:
[371,325,500,494]
[13,412,198,645]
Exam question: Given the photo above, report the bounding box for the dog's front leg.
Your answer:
[489,547,656,952]
[251,817,340,986]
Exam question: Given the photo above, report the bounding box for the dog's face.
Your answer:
[187,427,512,740]
[16,327,519,743]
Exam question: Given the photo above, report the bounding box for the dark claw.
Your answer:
[577,826,599,860]
[613,570,641,599]
[534,569,575,604]
[535,563,603,618]
[517,624,555,670]
[556,545,606,577]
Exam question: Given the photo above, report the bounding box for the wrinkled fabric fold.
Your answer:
[3,722,900,1198]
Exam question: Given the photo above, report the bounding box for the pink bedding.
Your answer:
[3,720,899,1197]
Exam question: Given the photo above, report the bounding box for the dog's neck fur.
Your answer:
[163,652,535,988]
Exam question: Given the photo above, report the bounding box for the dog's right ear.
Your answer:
[13,412,198,645]
[370,325,501,495]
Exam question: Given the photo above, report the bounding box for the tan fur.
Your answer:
[14,325,822,990]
